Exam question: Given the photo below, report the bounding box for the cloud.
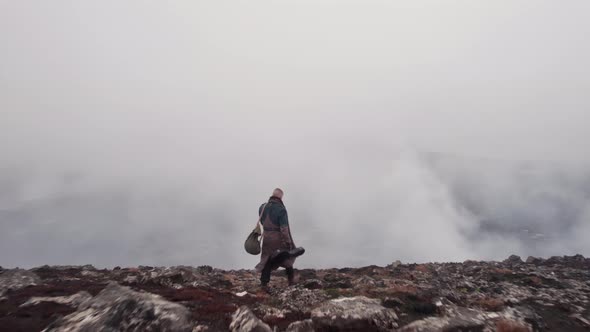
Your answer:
[1,1,589,268]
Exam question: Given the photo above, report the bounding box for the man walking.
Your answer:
[255,188,304,287]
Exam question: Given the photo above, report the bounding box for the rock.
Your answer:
[196,265,214,274]
[504,255,524,265]
[323,273,353,288]
[322,275,353,289]
[400,305,537,332]
[382,297,405,308]
[546,256,564,265]
[495,319,532,332]
[398,316,482,332]
[278,287,328,312]
[1,257,589,331]
[398,306,486,332]
[286,319,314,332]
[0,269,41,293]
[562,255,590,268]
[303,279,323,290]
[260,305,288,321]
[391,260,402,268]
[568,254,585,261]
[538,254,590,269]
[353,275,377,288]
[525,256,545,264]
[332,280,353,289]
[80,270,100,277]
[229,306,272,332]
[44,282,194,332]
[21,291,92,308]
[571,314,590,327]
[123,275,138,284]
[140,267,207,288]
[311,296,398,331]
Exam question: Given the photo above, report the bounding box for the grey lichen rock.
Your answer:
[311,296,398,331]
[279,287,328,312]
[398,307,485,332]
[390,260,402,268]
[398,305,535,332]
[286,319,315,332]
[525,256,545,264]
[21,291,92,308]
[397,315,484,332]
[44,282,194,332]
[229,306,272,332]
[504,255,524,265]
[0,269,41,294]
[302,279,323,290]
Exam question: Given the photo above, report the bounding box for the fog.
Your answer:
[1,1,589,269]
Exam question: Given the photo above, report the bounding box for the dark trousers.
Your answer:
[260,255,294,285]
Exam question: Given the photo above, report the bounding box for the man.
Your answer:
[255,188,304,287]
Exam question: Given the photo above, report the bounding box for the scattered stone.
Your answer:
[229,306,272,332]
[323,273,353,289]
[391,260,402,268]
[21,291,92,308]
[123,275,138,284]
[525,256,545,265]
[1,255,589,331]
[311,296,398,331]
[495,319,532,332]
[398,306,486,332]
[382,297,405,308]
[278,287,328,312]
[571,314,590,327]
[353,275,377,288]
[197,265,214,274]
[303,279,323,290]
[0,269,41,293]
[44,282,194,332]
[285,319,314,332]
[504,255,524,265]
[80,270,100,277]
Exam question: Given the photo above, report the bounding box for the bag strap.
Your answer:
[254,202,269,234]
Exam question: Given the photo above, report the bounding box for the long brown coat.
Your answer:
[255,197,296,272]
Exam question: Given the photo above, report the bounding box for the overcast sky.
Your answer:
[1,1,589,269]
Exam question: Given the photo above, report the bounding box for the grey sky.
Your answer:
[1,1,589,268]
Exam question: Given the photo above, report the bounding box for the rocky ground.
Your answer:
[1,255,589,331]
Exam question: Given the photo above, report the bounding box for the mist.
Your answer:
[1,1,589,269]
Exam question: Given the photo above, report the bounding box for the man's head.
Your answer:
[272,188,284,199]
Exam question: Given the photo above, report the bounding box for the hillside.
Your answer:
[1,255,589,331]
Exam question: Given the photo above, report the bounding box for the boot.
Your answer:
[260,264,272,286]
[286,267,296,286]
